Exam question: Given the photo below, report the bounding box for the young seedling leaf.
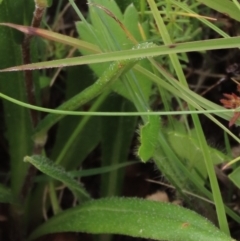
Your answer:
[29,197,234,241]
[138,115,160,162]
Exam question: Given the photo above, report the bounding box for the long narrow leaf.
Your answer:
[1,37,240,71]
[0,23,101,53]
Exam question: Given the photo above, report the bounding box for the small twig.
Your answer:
[21,2,46,128]
[20,1,47,200]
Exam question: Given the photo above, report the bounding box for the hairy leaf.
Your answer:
[29,197,234,241]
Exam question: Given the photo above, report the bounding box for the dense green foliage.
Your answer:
[1,0,240,241]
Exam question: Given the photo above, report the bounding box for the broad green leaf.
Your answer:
[28,197,234,241]
[138,115,160,162]
[166,122,229,180]
[89,0,125,50]
[24,155,90,200]
[123,4,148,41]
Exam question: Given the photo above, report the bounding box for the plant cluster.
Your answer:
[1,0,240,241]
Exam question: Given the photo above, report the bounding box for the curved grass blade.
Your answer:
[71,161,138,177]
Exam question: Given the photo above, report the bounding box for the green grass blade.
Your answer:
[71,161,138,178]
[2,37,240,71]
[192,115,229,234]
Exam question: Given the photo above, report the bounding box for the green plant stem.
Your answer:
[1,91,239,116]
[49,181,62,215]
